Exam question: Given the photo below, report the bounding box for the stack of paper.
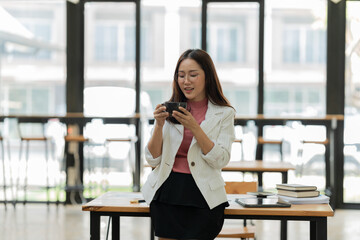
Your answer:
[278,194,330,204]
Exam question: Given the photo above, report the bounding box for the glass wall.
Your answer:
[0,0,66,202]
[140,0,202,110]
[0,1,66,116]
[83,2,139,193]
[261,0,328,190]
[344,1,360,203]
[207,2,259,116]
[84,2,136,90]
[264,0,327,117]
[0,0,355,206]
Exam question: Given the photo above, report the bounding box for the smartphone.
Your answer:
[162,102,187,124]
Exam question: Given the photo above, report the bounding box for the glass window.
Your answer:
[5,9,54,60]
[266,90,289,103]
[94,25,118,61]
[265,0,327,117]
[0,1,66,116]
[306,29,326,63]
[31,88,49,115]
[207,2,259,115]
[141,0,202,108]
[282,25,326,64]
[283,28,300,63]
[84,2,136,90]
[190,26,201,49]
[344,1,360,204]
[207,3,250,66]
[8,88,27,114]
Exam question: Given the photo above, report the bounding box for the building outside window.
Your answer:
[282,23,326,64]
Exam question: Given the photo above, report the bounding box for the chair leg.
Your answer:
[240,141,244,161]
[86,144,94,198]
[101,144,108,192]
[15,140,24,206]
[297,143,305,177]
[104,141,112,192]
[45,139,50,205]
[1,140,7,209]
[53,140,61,206]
[24,140,30,205]
[6,140,15,208]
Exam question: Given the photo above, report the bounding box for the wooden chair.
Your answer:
[257,136,283,162]
[297,138,329,177]
[63,132,89,204]
[16,117,55,205]
[217,181,257,239]
[1,119,14,209]
[233,139,244,161]
[105,136,138,176]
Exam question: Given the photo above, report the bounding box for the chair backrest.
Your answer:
[225,181,257,194]
[17,117,48,138]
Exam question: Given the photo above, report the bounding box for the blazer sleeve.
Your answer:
[200,107,235,169]
[144,120,165,167]
[144,145,162,167]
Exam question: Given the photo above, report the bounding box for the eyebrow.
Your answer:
[178,70,200,73]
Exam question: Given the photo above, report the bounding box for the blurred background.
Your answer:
[0,0,359,208]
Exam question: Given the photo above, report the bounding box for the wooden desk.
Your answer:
[223,160,295,188]
[82,192,334,240]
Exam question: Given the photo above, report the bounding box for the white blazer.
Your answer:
[141,100,235,209]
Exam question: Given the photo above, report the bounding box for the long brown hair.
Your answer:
[169,49,232,108]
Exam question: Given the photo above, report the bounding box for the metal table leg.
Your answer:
[90,212,100,240]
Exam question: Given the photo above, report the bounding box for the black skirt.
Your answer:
[150,171,229,239]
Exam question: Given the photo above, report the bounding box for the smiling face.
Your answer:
[177,58,206,102]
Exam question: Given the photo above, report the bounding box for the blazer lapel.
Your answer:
[169,122,184,154]
[189,101,222,147]
[201,101,223,134]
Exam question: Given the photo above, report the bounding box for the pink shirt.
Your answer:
[172,98,208,174]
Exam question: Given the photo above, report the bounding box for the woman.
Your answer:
[141,49,235,240]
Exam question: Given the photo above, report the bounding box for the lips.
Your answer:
[184,87,194,93]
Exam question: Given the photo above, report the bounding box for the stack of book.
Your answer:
[276,183,330,204]
[276,184,319,198]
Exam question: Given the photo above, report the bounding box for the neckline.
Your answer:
[188,98,208,108]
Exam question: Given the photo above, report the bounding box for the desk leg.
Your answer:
[310,218,327,240]
[90,212,100,240]
[280,220,287,240]
[282,172,288,183]
[112,216,120,239]
[257,172,263,191]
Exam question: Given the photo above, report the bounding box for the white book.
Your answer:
[277,194,330,204]
[276,183,317,191]
[277,189,320,198]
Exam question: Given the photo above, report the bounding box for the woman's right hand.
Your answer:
[154,104,169,127]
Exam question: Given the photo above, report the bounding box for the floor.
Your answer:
[1,203,360,240]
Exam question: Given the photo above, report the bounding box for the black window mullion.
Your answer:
[327,0,346,209]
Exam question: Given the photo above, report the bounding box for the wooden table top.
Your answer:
[82,192,334,218]
[223,161,296,172]
[144,161,295,172]
[82,192,150,213]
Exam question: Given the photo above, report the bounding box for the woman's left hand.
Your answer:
[172,107,199,132]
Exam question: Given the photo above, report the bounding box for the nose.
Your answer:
[184,75,191,84]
